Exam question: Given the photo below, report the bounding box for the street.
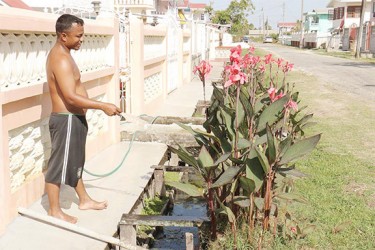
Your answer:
[255,43,375,102]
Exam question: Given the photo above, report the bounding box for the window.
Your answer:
[333,7,344,20]
[328,10,334,20]
[373,2,375,17]
[312,16,319,24]
[347,6,361,18]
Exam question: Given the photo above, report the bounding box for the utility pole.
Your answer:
[262,8,265,39]
[355,0,366,59]
[299,0,304,49]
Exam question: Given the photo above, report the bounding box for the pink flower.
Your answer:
[258,63,266,73]
[193,60,212,81]
[264,54,273,65]
[248,46,255,54]
[290,227,297,234]
[224,63,248,88]
[282,62,294,73]
[275,58,283,68]
[286,99,298,111]
[268,87,285,102]
[230,45,242,63]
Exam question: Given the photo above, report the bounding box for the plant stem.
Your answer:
[207,179,217,239]
[263,171,274,231]
[202,78,206,102]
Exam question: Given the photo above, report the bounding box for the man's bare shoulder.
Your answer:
[47,46,72,72]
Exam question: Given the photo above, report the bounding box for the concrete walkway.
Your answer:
[0,59,224,250]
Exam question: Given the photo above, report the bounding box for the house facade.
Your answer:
[327,0,375,52]
[302,8,334,48]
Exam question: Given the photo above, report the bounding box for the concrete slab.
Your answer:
[0,141,167,250]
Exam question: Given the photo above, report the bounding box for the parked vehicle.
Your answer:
[263,36,273,43]
[242,36,250,43]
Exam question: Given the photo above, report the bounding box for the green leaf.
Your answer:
[298,113,313,126]
[217,204,236,223]
[198,146,214,168]
[279,134,321,165]
[219,106,235,139]
[168,145,198,168]
[236,98,246,127]
[255,147,271,174]
[213,152,231,165]
[239,88,253,118]
[257,94,289,132]
[233,196,251,208]
[239,176,256,193]
[276,192,308,203]
[165,181,203,197]
[211,166,243,188]
[245,154,265,192]
[238,138,252,149]
[278,136,292,158]
[254,197,264,211]
[266,124,276,164]
[210,126,232,152]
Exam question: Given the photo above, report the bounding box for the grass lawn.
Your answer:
[211,48,375,249]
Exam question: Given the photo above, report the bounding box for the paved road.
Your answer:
[255,43,375,101]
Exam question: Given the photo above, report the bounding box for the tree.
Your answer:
[210,0,254,40]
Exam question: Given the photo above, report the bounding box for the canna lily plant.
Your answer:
[193,60,212,102]
[169,45,320,247]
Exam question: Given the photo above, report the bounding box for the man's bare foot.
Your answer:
[48,209,77,224]
[78,199,108,210]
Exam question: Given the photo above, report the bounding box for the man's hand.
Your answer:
[101,103,122,116]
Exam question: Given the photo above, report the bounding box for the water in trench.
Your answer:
[150,196,207,250]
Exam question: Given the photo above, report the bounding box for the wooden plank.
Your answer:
[151,165,196,173]
[120,214,209,227]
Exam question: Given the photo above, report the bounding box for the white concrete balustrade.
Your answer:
[144,35,166,60]
[0,32,112,90]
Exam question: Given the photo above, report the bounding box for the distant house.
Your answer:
[0,0,32,10]
[302,8,334,48]
[177,0,207,21]
[304,8,334,33]
[327,0,375,52]
[277,22,297,36]
[327,0,372,30]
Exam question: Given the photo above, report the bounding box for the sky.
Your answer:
[197,0,331,29]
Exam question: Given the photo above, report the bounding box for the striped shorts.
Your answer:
[45,113,88,187]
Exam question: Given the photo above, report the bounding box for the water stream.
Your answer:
[151,197,207,250]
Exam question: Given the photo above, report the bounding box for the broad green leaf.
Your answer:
[233,196,251,208]
[219,107,235,139]
[276,192,308,203]
[210,126,232,152]
[254,133,267,146]
[254,197,264,211]
[213,152,231,166]
[245,155,265,192]
[239,176,256,193]
[257,94,289,132]
[279,134,321,165]
[278,136,292,158]
[198,146,214,168]
[266,124,277,164]
[218,204,236,223]
[168,145,198,168]
[239,88,253,118]
[211,166,243,188]
[255,147,271,174]
[165,181,202,197]
[236,99,246,127]
[298,113,313,126]
[238,138,252,149]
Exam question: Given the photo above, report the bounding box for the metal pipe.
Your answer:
[18,207,138,250]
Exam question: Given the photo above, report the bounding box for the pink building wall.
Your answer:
[0,7,120,234]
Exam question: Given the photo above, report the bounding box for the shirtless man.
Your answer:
[45,14,122,223]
